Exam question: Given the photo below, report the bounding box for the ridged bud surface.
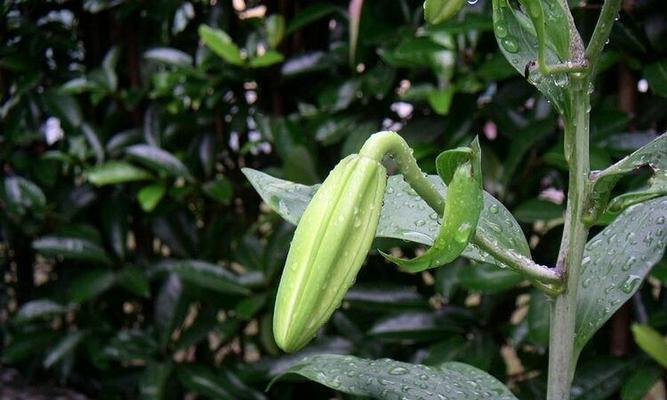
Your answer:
[273,154,387,352]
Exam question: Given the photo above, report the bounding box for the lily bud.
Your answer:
[273,154,387,352]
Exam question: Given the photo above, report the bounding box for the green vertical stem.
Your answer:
[546,77,591,400]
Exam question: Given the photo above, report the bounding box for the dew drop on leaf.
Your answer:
[501,38,519,53]
[494,23,508,38]
[620,275,642,294]
[388,366,409,375]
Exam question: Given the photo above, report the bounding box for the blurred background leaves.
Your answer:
[1,0,667,398]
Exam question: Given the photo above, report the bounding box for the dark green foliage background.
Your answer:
[2,0,667,398]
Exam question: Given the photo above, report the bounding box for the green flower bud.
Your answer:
[273,154,387,352]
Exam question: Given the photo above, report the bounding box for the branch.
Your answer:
[360,131,563,293]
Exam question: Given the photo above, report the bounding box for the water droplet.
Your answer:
[657,216,665,224]
[622,256,636,271]
[415,219,426,227]
[429,212,439,221]
[494,23,508,38]
[582,277,593,288]
[468,0,478,4]
[454,223,473,243]
[389,366,409,375]
[489,204,499,214]
[554,74,569,87]
[501,38,519,53]
[621,275,641,294]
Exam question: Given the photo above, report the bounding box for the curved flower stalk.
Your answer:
[382,139,483,272]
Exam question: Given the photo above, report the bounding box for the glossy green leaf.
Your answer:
[85,161,152,186]
[116,266,151,297]
[458,263,524,293]
[68,269,115,303]
[644,60,667,98]
[177,365,265,400]
[138,183,166,212]
[15,300,68,323]
[33,236,111,264]
[43,331,85,368]
[249,51,284,68]
[574,197,667,358]
[344,284,428,311]
[606,171,667,215]
[101,46,119,92]
[631,324,667,368]
[83,0,125,14]
[152,259,250,295]
[285,3,338,35]
[43,92,82,128]
[198,25,244,66]
[235,294,267,320]
[144,47,193,66]
[140,362,173,400]
[177,365,235,399]
[428,87,455,115]
[3,176,46,214]
[126,144,192,179]
[587,133,666,221]
[368,310,466,340]
[242,169,531,269]
[490,0,574,117]
[265,14,285,49]
[155,274,185,349]
[513,199,564,223]
[570,357,636,400]
[1,331,58,364]
[527,289,550,347]
[621,366,661,400]
[273,354,518,399]
[202,178,233,204]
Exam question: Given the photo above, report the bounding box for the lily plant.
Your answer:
[244,0,667,398]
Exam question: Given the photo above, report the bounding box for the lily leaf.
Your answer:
[574,196,667,359]
[491,0,579,118]
[632,324,667,368]
[272,354,518,400]
[587,133,667,221]
[242,168,530,269]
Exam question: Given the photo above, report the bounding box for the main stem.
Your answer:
[546,77,591,400]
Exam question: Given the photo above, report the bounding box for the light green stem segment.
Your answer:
[586,0,623,75]
[360,131,445,212]
[360,131,561,287]
[546,78,591,400]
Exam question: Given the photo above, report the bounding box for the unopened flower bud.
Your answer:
[273,154,387,352]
